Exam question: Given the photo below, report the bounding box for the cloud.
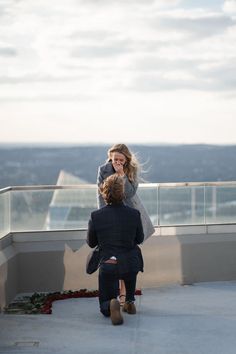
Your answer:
[0,74,87,84]
[77,0,181,7]
[70,39,133,58]
[223,0,236,14]
[150,10,235,40]
[0,47,17,56]
[0,0,15,17]
[198,59,236,91]
[0,0,236,100]
[130,56,236,92]
[68,30,118,41]
[0,93,92,102]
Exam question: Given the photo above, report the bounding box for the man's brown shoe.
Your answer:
[110,299,123,325]
[123,302,136,314]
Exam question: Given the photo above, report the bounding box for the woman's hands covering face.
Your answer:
[111,152,126,177]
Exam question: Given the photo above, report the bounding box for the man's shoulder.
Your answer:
[122,204,140,218]
[91,205,109,217]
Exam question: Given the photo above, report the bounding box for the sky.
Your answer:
[1,0,236,145]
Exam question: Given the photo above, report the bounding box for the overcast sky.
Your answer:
[1,0,236,145]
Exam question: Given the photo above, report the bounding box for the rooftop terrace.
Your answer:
[1,181,236,353]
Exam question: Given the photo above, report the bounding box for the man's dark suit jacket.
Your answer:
[87,202,144,274]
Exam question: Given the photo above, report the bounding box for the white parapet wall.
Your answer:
[1,225,236,309]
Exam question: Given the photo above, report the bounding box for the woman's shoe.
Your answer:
[123,302,136,314]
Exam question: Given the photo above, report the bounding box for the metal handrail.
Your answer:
[0,186,11,195]
[1,181,236,193]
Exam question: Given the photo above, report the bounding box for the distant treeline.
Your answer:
[1,144,236,188]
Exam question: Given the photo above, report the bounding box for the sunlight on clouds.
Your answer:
[1,0,236,143]
[223,0,236,14]
[163,71,195,81]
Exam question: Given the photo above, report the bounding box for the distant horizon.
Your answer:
[1,141,236,148]
[1,142,236,190]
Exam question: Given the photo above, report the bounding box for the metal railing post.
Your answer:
[157,184,160,227]
[203,184,206,225]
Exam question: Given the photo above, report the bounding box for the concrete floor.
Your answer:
[1,282,236,354]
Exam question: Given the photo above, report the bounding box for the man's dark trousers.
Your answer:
[99,263,137,317]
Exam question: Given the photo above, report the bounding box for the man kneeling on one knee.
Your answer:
[87,173,144,325]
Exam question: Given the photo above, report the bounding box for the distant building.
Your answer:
[46,170,158,230]
[46,170,97,230]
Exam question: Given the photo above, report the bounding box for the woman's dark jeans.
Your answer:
[99,263,137,317]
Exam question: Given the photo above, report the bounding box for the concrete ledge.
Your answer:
[207,224,236,234]
[14,240,85,253]
[178,233,236,285]
[12,230,87,242]
[159,225,207,236]
[0,246,18,311]
[1,225,236,309]
[0,233,13,250]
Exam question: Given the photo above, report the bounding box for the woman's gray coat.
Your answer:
[97,161,155,240]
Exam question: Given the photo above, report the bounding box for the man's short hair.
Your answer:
[100,174,124,204]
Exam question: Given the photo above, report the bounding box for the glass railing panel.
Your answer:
[0,191,10,238]
[11,190,54,232]
[205,185,236,224]
[10,187,98,232]
[159,186,205,226]
[8,182,236,233]
[137,186,158,225]
[47,188,97,230]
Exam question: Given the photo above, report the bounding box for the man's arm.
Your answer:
[87,216,98,248]
[135,211,144,245]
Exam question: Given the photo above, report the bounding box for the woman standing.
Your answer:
[97,144,155,304]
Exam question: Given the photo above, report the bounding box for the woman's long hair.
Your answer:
[107,143,140,182]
